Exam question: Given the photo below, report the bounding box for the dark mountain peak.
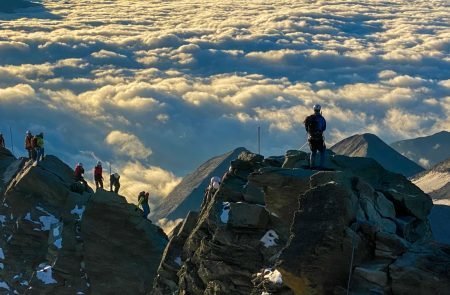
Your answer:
[331,133,424,177]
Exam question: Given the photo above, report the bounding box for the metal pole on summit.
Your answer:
[257,126,261,155]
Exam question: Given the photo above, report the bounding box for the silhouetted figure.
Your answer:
[304,104,327,169]
[94,161,104,190]
[110,173,120,194]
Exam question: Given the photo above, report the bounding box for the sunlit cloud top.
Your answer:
[0,0,449,201]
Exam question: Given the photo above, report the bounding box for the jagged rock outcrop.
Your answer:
[331,133,425,177]
[0,150,167,294]
[151,149,447,295]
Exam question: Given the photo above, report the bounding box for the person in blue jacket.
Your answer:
[304,104,327,169]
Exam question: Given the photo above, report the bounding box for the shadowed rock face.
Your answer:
[151,150,447,295]
[0,150,167,294]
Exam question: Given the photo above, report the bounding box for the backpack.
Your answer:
[305,115,323,139]
[32,137,38,148]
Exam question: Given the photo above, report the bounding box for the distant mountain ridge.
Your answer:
[0,0,40,13]
[391,131,450,168]
[152,147,247,222]
[331,133,424,177]
[412,157,450,200]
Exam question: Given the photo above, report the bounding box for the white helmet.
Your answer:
[212,181,220,190]
[313,104,321,113]
[210,176,221,184]
[97,161,102,166]
[78,163,83,167]
[26,130,31,135]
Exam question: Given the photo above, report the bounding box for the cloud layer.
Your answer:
[0,0,449,201]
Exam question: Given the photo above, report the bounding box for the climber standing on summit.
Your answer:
[94,161,103,190]
[110,173,120,194]
[304,104,327,169]
[25,130,34,159]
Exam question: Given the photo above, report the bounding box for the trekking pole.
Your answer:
[299,141,308,151]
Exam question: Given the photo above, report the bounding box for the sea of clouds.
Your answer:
[0,0,449,204]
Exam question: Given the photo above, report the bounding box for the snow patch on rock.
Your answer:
[260,230,279,248]
[71,205,85,221]
[36,263,57,285]
[0,215,5,227]
[174,256,182,266]
[0,281,10,290]
[220,202,230,223]
[263,269,283,284]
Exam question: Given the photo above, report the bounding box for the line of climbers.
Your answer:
[73,162,121,194]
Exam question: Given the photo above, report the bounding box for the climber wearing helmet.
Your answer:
[74,163,88,191]
[304,104,327,169]
[0,133,5,148]
[201,176,221,209]
[94,161,103,190]
[110,172,120,194]
[24,130,34,159]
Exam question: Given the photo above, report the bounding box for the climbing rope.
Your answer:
[298,141,309,151]
[346,230,357,295]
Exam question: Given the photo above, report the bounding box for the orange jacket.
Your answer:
[25,135,33,149]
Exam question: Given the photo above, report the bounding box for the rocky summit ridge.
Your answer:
[0,147,167,294]
[151,149,449,295]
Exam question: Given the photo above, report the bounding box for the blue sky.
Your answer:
[0,0,449,202]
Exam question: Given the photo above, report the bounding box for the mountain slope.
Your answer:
[391,131,450,168]
[412,158,450,200]
[152,147,247,222]
[331,133,424,177]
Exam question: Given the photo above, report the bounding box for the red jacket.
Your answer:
[94,166,103,179]
[25,135,33,149]
[74,166,84,179]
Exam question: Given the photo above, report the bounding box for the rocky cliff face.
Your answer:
[151,149,449,295]
[0,150,167,294]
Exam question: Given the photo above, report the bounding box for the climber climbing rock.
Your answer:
[94,161,104,190]
[0,132,5,148]
[24,130,34,159]
[304,104,327,169]
[138,191,151,219]
[74,163,88,191]
[201,176,221,209]
[110,172,120,193]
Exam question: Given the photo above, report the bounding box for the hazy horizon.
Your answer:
[1,0,449,203]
